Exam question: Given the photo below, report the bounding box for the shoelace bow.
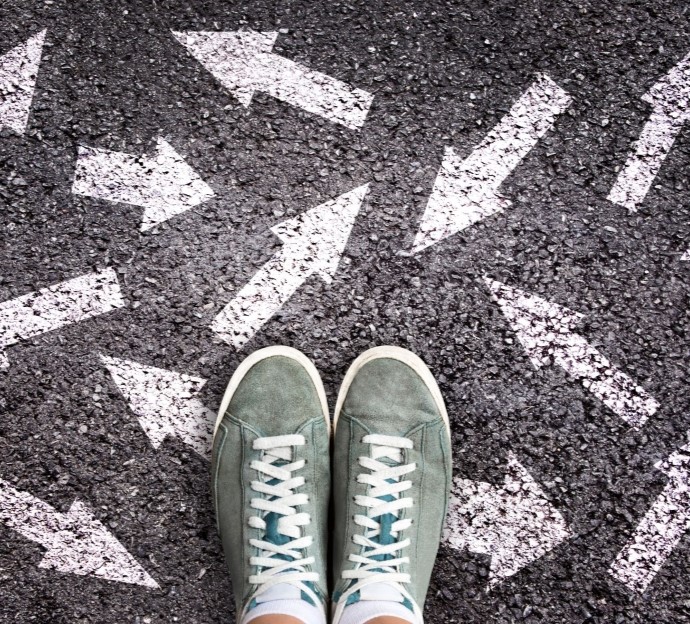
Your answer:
[340,433,417,607]
[248,434,319,605]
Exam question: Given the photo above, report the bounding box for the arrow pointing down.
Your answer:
[445,452,572,587]
[608,50,690,211]
[101,355,215,459]
[0,479,158,588]
[72,137,214,231]
[172,30,374,129]
[211,184,369,349]
[485,278,659,428]
[0,30,46,134]
[411,73,571,254]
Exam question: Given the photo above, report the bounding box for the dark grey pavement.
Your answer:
[1,0,689,622]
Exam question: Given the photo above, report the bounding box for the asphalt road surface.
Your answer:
[1,0,690,622]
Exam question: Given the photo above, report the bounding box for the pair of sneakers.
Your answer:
[211,346,452,624]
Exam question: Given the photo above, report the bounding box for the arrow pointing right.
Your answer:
[445,452,572,587]
[0,479,158,588]
[485,278,659,429]
[72,138,214,231]
[101,355,215,459]
[211,184,369,349]
[0,30,46,134]
[608,50,690,211]
[610,438,690,593]
[411,74,571,253]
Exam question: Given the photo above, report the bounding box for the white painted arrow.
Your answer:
[0,30,46,134]
[101,354,215,458]
[682,249,689,261]
[445,452,572,587]
[72,137,214,231]
[0,479,158,588]
[172,30,374,130]
[211,184,368,349]
[610,439,690,593]
[0,268,124,370]
[411,74,571,254]
[485,278,659,429]
[608,51,690,211]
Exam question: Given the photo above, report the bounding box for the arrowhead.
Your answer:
[445,452,572,587]
[0,30,46,134]
[39,499,158,588]
[270,184,369,283]
[644,51,690,115]
[411,146,510,254]
[140,138,215,231]
[682,249,690,261]
[172,29,278,107]
[484,277,584,369]
[101,354,215,457]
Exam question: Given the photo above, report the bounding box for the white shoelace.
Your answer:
[247,434,320,607]
[336,434,419,619]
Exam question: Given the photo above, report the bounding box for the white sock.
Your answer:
[242,583,326,624]
[335,583,418,624]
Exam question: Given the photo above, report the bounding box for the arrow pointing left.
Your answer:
[211,184,369,349]
[445,452,572,587]
[72,137,214,231]
[0,268,125,370]
[0,479,158,588]
[485,278,659,428]
[101,354,215,459]
[0,30,46,134]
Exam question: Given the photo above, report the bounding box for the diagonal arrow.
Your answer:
[0,268,125,370]
[172,30,374,130]
[211,184,369,349]
[445,452,572,587]
[0,479,158,588]
[101,355,215,459]
[485,278,659,429]
[0,30,46,134]
[72,137,215,231]
[610,438,690,594]
[608,50,690,211]
[411,74,571,254]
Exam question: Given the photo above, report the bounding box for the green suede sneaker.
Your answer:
[211,346,330,624]
[331,346,452,624]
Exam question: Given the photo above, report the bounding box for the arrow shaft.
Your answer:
[0,479,64,551]
[609,475,690,593]
[607,110,684,210]
[73,147,159,206]
[0,268,124,368]
[252,52,373,129]
[211,249,310,349]
[553,334,658,428]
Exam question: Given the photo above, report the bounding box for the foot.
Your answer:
[212,346,330,624]
[331,346,452,624]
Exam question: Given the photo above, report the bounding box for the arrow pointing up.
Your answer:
[0,30,46,134]
[172,30,374,129]
[411,74,571,254]
[485,278,659,429]
[211,184,369,349]
[445,452,572,587]
[72,138,214,231]
[0,479,158,588]
[101,355,215,459]
[610,439,690,593]
[608,50,690,210]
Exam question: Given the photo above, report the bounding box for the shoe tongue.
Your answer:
[358,582,404,602]
[256,583,303,603]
